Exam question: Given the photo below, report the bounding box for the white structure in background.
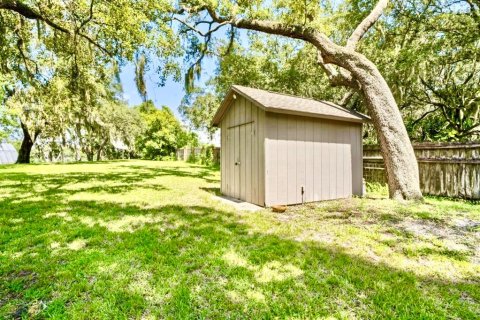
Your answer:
[0,142,18,164]
[112,140,129,151]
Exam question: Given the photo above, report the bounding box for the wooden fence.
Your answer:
[363,142,480,199]
[176,146,220,164]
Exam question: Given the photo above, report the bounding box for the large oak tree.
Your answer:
[177,0,422,200]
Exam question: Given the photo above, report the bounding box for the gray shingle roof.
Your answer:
[212,85,369,126]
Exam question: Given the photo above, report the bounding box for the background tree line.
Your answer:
[0,0,196,163]
[2,92,198,162]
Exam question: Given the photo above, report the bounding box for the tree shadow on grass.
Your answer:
[121,164,220,184]
[0,170,171,201]
[0,163,478,318]
[199,187,222,196]
[1,196,479,319]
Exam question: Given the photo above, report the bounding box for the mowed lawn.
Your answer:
[0,161,479,319]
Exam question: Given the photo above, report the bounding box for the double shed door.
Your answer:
[226,122,254,202]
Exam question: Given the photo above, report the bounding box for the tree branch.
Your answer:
[14,28,33,76]
[0,0,113,56]
[204,7,317,42]
[410,108,438,127]
[173,16,230,37]
[317,51,361,90]
[183,5,384,95]
[0,0,70,33]
[339,91,355,107]
[200,6,355,73]
[77,31,112,56]
[223,25,235,56]
[177,5,379,102]
[78,0,95,30]
[346,0,389,50]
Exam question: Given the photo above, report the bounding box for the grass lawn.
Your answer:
[0,160,479,319]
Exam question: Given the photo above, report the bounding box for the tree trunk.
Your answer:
[96,139,108,161]
[317,45,422,200]
[345,56,423,200]
[86,151,94,161]
[16,121,37,164]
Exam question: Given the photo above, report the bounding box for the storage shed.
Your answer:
[212,85,369,207]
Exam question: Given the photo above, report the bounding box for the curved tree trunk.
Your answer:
[315,46,422,200]
[344,56,422,200]
[16,121,38,164]
[312,33,422,200]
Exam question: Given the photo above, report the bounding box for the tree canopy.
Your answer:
[179,0,479,143]
[0,0,181,162]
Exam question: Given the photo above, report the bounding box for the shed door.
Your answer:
[228,122,253,202]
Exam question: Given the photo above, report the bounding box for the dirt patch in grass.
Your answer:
[66,239,88,251]
[247,197,480,282]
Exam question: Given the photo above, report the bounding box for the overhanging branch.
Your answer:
[0,0,113,57]
[0,0,70,33]
[181,4,383,95]
[346,0,389,50]
[174,16,230,37]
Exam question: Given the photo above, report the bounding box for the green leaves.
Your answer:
[179,89,219,137]
[135,102,197,160]
[364,0,480,141]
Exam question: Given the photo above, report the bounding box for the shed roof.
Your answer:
[212,85,369,126]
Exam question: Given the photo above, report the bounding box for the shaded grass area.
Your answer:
[0,161,479,319]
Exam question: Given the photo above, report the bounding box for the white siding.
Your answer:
[265,112,362,206]
[0,143,18,164]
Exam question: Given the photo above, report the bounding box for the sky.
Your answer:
[118,27,250,145]
[119,54,219,144]
[119,62,185,118]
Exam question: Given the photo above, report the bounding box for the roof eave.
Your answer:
[265,107,368,124]
[210,86,236,127]
[211,85,371,126]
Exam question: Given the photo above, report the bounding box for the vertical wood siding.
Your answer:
[219,96,265,206]
[265,113,363,206]
[363,143,480,199]
[220,97,362,207]
[258,106,266,205]
[305,119,314,202]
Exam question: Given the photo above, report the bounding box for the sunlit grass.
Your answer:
[0,160,479,319]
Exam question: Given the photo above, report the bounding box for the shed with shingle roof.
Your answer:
[212,85,367,206]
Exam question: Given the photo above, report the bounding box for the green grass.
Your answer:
[0,160,479,319]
